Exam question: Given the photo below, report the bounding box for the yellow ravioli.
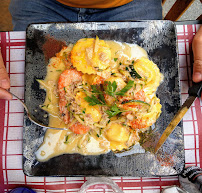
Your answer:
[71,37,111,74]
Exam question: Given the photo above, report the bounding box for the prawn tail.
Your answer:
[69,122,91,134]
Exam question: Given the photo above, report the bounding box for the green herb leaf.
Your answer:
[84,95,103,106]
[128,65,142,79]
[91,85,100,94]
[106,104,122,118]
[64,87,67,93]
[121,99,150,106]
[64,135,69,144]
[91,85,106,105]
[104,81,117,97]
[88,136,91,142]
[116,80,134,96]
[56,69,62,72]
[99,94,106,104]
[65,103,70,108]
[114,58,118,62]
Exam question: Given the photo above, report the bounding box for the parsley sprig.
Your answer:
[104,80,134,97]
[84,80,134,106]
[84,84,107,106]
[106,104,122,118]
[115,80,134,96]
[84,95,104,106]
[84,80,134,118]
[104,81,117,97]
[91,85,106,104]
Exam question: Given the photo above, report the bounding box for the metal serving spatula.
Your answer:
[154,81,202,153]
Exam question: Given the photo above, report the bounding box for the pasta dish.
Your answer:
[35,37,162,162]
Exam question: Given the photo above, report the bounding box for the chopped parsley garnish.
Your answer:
[83,80,135,118]
[114,58,118,62]
[115,80,134,96]
[91,85,106,104]
[104,81,117,97]
[91,85,101,94]
[85,81,134,108]
[106,104,122,118]
[84,95,103,106]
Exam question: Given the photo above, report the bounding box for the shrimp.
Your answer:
[69,122,90,134]
[119,89,146,103]
[129,118,148,130]
[58,69,91,134]
[58,68,83,124]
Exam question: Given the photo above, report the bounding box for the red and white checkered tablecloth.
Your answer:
[0,24,201,193]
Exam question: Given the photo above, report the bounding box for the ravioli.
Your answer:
[134,58,162,94]
[71,36,111,74]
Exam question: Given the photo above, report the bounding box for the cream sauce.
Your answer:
[106,41,148,60]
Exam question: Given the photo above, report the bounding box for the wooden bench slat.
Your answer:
[164,0,194,21]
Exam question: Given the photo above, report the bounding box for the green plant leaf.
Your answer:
[84,95,103,106]
[127,65,142,79]
[106,104,121,118]
[104,81,117,97]
[116,80,134,96]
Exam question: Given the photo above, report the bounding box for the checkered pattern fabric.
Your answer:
[0,24,201,193]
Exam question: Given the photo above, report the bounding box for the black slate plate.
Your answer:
[23,21,184,177]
